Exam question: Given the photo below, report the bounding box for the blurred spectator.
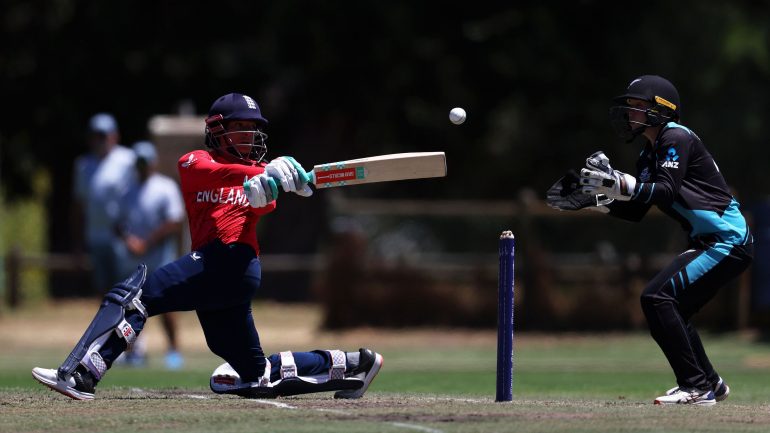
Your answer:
[71,113,136,293]
[116,141,186,369]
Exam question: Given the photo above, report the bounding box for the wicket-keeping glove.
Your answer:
[266,156,313,197]
[546,169,613,212]
[579,151,636,201]
[243,174,279,208]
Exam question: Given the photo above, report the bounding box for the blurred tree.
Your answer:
[1,0,769,258]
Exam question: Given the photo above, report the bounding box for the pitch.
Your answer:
[3,302,770,433]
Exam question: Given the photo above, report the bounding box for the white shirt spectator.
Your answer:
[73,145,136,246]
[119,172,185,272]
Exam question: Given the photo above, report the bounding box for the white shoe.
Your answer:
[655,388,715,406]
[31,367,95,400]
[334,349,383,399]
[665,376,729,402]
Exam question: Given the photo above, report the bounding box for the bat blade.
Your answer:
[310,152,446,188]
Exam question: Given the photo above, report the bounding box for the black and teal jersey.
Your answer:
[607,122,752,246]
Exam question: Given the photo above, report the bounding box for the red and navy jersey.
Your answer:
[177,150,276,254]
[607,122,751,246]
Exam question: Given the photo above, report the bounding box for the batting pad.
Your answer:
[209,361,363,399]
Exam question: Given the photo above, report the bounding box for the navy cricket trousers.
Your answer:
[640,241,753,390]
[97,240,330,382]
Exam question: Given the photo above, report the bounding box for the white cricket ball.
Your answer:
[449,107,466,125]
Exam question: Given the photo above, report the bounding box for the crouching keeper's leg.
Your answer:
[210,348,383,399]
[31,265,149,399]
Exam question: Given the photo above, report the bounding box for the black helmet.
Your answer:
[609,75,681,142]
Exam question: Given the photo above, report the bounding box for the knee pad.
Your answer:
[58,265,148,380]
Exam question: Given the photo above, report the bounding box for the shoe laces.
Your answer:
[677,388,712,401]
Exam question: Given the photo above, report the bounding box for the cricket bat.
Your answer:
[310,152,447,188]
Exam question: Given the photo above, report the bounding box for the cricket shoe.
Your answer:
[654,388,716,406]
[334,348,383,399]
[31,366,96,400]
[665,376,729,402]
[713,377,730,401]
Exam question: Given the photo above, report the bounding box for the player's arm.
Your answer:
[179,151,264,187]
[545,160,650,220]
[185,151,281,209]
[579,139,689,207]
[605,200,652,222]
[575,151,652,221]
[580,151,650,221]
[179,151,278,212]
[602,134,693,222]
[630,140,689,207]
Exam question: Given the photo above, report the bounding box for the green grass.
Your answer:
[4,332,770,432]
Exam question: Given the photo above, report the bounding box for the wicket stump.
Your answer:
[496,230,515,402]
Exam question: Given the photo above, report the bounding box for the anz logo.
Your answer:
[661,146,679,169]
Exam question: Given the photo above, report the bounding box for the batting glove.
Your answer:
[266,156,313,197]
[243,174,279,208]
[579,151,636,201]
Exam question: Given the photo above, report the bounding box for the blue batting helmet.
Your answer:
[204,93,269,163]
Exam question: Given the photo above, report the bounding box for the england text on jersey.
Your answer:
[195,187,249,206]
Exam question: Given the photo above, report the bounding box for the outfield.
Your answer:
[2,301,770,432]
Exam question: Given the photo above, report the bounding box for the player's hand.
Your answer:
[266,156,313,197]
[579,151,636,201]
[243,174,279,208]
[124,235,148,256]
[546,169,613,211]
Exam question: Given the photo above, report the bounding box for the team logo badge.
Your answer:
[243,95,257,109]
[181,154,196,168]
[661,147,679,169]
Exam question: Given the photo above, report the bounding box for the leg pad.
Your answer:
[210,360,363,399]
[58,265,148,379]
